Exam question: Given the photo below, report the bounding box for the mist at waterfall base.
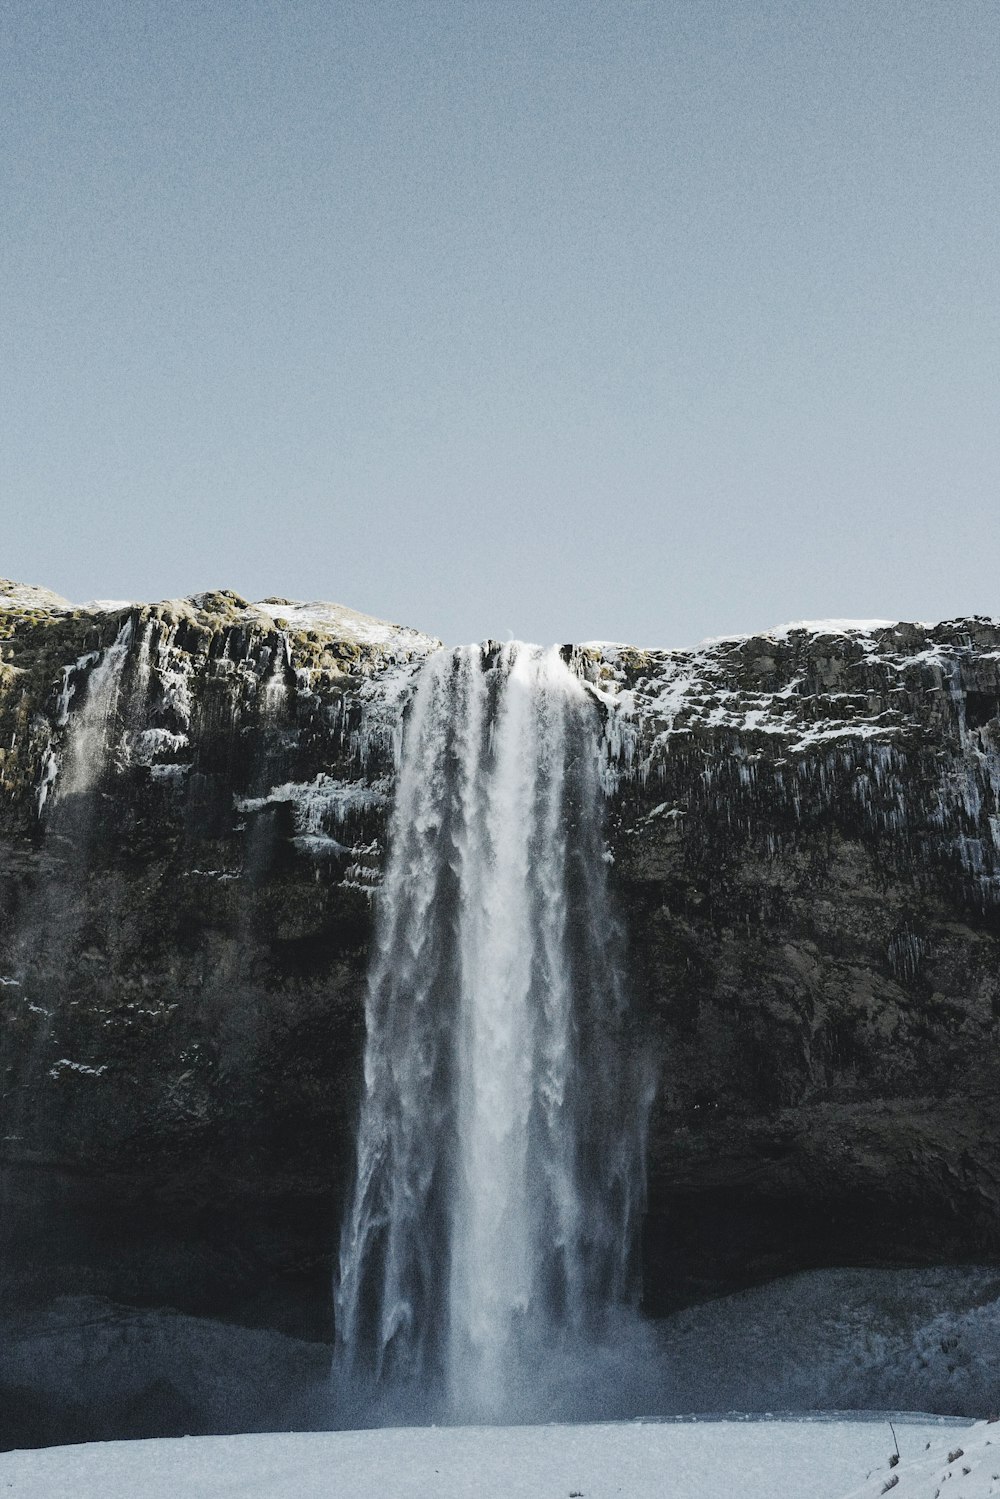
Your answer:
[10,1264,1000,1447]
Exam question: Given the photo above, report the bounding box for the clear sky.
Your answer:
[2,0,998,647]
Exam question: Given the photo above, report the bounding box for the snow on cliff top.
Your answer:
[248,597,436,652]
[0,1417,972,1499]
[0,583,438,653]
[2,585,995,655]
[700,618,899,645]
[0,580,72,611]
[583,621,920,653]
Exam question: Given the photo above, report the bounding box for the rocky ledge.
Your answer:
[1,586,999,1361]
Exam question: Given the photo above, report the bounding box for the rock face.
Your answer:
[588,621,1000,1308]
[0,586,436,1344]
[1,587,999,1372]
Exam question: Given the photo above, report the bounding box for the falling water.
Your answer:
[335,643,649,1423]
[260,632,292,718]
[54,619,134,803]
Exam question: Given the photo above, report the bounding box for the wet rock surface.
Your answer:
[2,588,999,1438]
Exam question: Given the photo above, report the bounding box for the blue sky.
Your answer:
[3,1,998,645]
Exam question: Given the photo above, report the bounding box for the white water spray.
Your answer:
[335,643,648,1422]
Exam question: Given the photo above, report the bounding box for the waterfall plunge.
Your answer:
[335,643,649,1423]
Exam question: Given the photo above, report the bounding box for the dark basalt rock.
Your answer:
[588,620,1000,1308]
[1,588,1000,1431]
[0,588,432,1353]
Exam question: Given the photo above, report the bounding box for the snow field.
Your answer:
[0,1418,971,1499]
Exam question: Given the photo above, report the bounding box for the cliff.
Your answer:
[2,584,999,1347]
[589,619,1000,1306]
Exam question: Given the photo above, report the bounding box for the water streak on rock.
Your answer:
[55,619,134,803]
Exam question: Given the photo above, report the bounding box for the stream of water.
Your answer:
[335,642,649,1422]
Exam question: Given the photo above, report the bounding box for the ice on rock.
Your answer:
[124,729,190,766]
[582,618,1000,903]
[237,774,388,834]
[49,1059,108,1079]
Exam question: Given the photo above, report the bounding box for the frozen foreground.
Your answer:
[0,1417,992,1499]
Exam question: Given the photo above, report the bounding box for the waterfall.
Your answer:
[335,643,649,1423]
[54,619,134,803]
[260,632,292,718]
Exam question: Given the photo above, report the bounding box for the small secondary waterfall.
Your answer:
[54,619,134,804]
[335,643,648,1422]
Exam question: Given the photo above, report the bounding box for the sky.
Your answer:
[2,0,998,648]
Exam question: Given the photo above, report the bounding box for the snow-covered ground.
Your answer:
[0,1417,977,1499]
[844,1420,1000,1497]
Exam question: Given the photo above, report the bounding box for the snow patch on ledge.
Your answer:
[770,618,897,636]
[598,657,903,771]
[49,1059,108,1079]
[700,619,899,647]
[585,621,906,654]
[0,581,72,612]
[587,617,1000,785]
[251,598,437,654]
